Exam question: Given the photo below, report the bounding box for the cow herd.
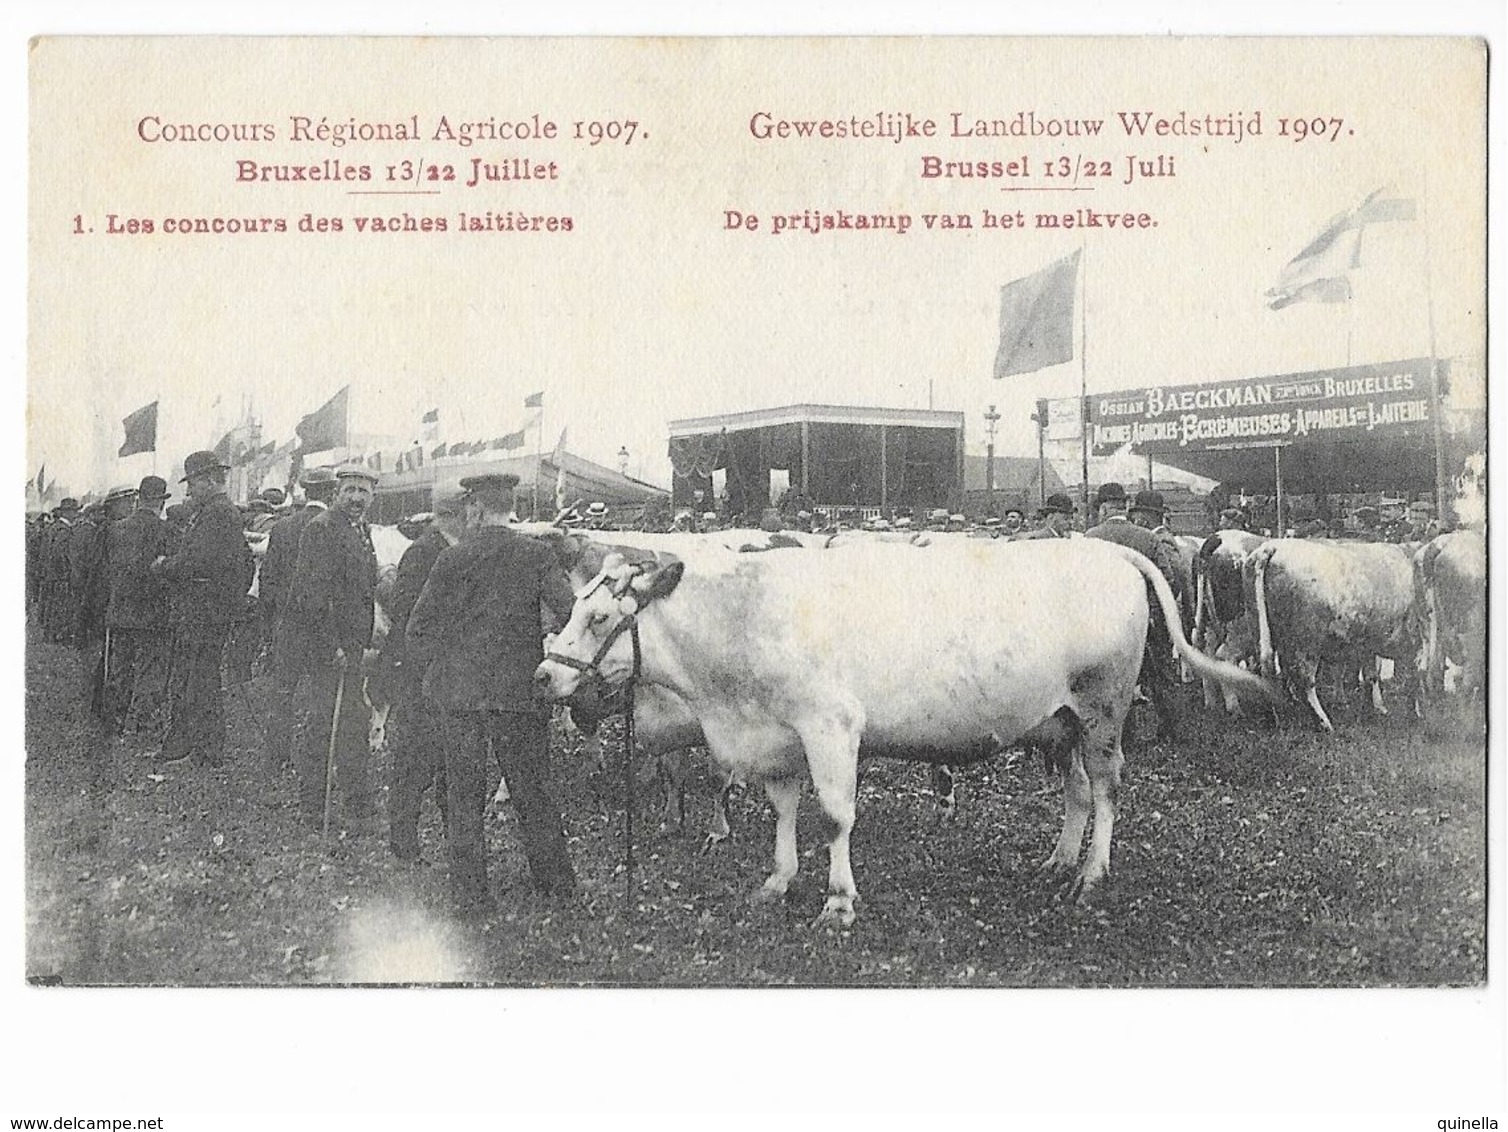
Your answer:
[350,520,1485,927]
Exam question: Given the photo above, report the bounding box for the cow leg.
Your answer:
[1066,734,1125,903]
[1293,656,1334,733]
[1041,749,1091,876]
[749,774,801,905]
[655,749,688,832]
[701,758,736,852]
[930,764,956,819]
[1365,657,1388,715]
[807,739,860,928]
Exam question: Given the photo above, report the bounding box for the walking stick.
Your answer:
[322,665,347,839]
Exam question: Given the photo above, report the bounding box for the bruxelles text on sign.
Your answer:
[1088,358,1438,456]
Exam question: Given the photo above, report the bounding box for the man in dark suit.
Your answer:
[263,467,338,771]
[1086,482,1181,739]
[377,491,467,862]
[78,488,138,719]
[151,451,256,766]
[282,465,379,831]
[41,499,82,644]
[103,476,171,736]
[406,473,578,916]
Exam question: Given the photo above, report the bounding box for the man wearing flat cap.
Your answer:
[103,476,172,736]
[281,464,380,831]
[151,451,256,766]
[1085,482,1182,740]
[377,490,468,862]
[406,472,579,915]
[262,467,339,770]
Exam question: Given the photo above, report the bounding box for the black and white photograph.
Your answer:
[10,18,1500,1124]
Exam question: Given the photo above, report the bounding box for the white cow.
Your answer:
[535,539,1274,925]
[1249,538,1421,731]
[1414,529,1487,702]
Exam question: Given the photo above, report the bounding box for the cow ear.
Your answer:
[632,560,685,603]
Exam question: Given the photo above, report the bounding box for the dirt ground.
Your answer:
[25,625,1487,988]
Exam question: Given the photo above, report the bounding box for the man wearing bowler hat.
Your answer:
[103,476,172,736]
[1086,482,1181,740]
[1014,492,1077,539]
[151,451,256,766]
[282,464,380,831]
[262,467,339,770]
[406,472,578,915]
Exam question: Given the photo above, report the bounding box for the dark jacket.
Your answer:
[372,527,452,702]
[154,493,256,626]
[70,517,113,639]
[1086,515,1181,593]
[105,509,169,630]
[259,503,325,627]
[279,507,378,668]
[405,525,575,712]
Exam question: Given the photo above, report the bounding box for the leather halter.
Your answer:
[543,609,642,684]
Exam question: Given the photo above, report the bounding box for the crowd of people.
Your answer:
[26,451,578,920]
[24,451,1449,921]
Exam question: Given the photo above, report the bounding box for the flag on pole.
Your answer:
[524,391,544,409]
[1266,189,1416,310]
[295,386,350,453]
[35,464,46,497]
[552,429,568,511]
[495,429,526,451]
[993,250,1081,379]
[421,407,439,423]
[118,400,159,457]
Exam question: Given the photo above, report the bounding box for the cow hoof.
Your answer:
[813,903,856,930]
[748,881,787,907]
[700,832,730,855]
[1037,855,1076,877]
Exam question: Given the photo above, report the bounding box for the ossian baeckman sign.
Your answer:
[1088,358,1437,457]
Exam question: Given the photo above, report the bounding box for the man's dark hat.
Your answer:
[261,487,287,505]
[54,497,81,513]
[460,473,520,504]
[299,467,337,488]
[1043,492,1075,515]
[246,499,274,514]
[165,502,191,522]
[104,484,138,505]
[180,450,230,482]
[138,475,170,500]
[1219,506,1248,526]
[1131,490,1166,516]
[1096,482,1127,506]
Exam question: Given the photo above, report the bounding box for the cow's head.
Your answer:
[533,553,686,699]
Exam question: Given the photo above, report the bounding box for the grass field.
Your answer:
[25,629,1487,988]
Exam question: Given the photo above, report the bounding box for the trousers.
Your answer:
[388,691,448,858]
[163,625,230,765]
[296,665,374,819]
[442,709,574,904]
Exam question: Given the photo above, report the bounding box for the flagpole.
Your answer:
[1078,240,1090,525]
[1419,176,1451,523]
[533,401,544,520]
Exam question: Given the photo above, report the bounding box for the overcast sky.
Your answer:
[27,37,1485,498]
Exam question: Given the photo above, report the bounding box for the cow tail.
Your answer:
[1192,566,1208,651]
[1109,543,1280,705]
[1250,542,1278,680]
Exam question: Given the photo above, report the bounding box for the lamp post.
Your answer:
[1031,399,1049,510]
[983,403,1001,518]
